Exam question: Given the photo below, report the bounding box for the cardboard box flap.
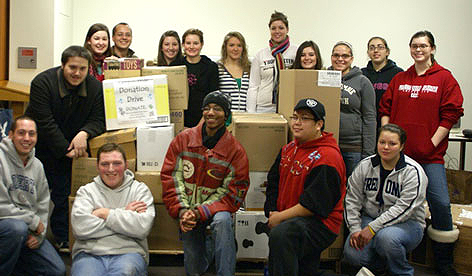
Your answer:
[89,128,136,149]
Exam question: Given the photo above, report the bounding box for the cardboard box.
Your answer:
[68,196,75,251]
[88,128,136,159]
[103,58,144,80]
[135,171,163,203]
[137,125,174,171]
[410,204,472,275]
[148,204,183,250]
[142,66,189,110]
[447,169,472,204]
[279,70,341,141]
[235,211,269,259]
[245,172,268,211]
[170,109,184,136]
[320,224,344,260]
[102,75,170,131]
[232,114,287,171]
[71,157,136,196]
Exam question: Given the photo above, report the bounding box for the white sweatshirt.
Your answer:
[247,44,297,113]
[71,170,155,263]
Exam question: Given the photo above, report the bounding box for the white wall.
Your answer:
[9,0,55,84]
[9,0,472,170]
[54,0,73,66]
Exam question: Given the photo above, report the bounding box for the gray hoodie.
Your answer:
[0,138,49,244]
[339,66,376,157]
[71,170,155,263]
[344,153,427,233]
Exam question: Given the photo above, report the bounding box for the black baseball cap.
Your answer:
[294,98,325,121]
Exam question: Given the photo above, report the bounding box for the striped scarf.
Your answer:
[270,36,290,104]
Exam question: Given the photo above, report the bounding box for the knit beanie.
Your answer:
[202,91,232,118]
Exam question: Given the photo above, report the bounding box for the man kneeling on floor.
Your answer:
[264,98,347,276]
[71,143,155,276]
[161,91,250,276]
[0,115,66,275]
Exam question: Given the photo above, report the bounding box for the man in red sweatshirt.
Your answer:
[264,98,346,276]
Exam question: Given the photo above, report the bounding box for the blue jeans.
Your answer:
[341,151,361,178]
[71,251,147,276]
[422,163,453,231]
[0,218,66,276]
[343,216,423,276]
[181,211,235,276]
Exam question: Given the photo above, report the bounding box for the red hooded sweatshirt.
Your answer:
[379,62,463,164]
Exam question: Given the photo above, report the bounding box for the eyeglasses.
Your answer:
[410,44,430,50]
[331,54,352,60]
[368,45,386,51]
[289,115,316,123]
[202,106,224,113]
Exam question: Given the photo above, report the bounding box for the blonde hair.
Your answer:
[219,32,251,73]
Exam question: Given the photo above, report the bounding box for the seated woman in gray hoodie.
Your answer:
[329,41,376,177]
[71,143,155,276]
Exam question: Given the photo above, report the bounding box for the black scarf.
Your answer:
[202,124,226,149]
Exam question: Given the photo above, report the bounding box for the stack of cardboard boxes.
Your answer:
[70,65,347,261]
[69,58,188,252]
[233,69,344,261]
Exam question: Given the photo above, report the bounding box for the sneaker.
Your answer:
[56,241,70,253]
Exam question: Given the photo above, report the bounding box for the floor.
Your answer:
[60,251,446,276]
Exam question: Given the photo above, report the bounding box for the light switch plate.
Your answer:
[18,47,37,69]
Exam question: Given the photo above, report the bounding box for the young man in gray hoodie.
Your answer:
[70,143,155,275]
[0,115,65,275]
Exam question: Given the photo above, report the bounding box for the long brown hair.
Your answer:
[291,41,323,70]
[83,23,111,68]
[219,31,251,73]
[157,31,183,66]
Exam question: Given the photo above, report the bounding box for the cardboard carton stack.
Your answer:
[278,69,341,141]
[142,66,189,136]
[68,64,191,252]
[232,113,288,211]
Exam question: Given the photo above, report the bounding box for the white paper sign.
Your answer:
[318,70,342,87]
[113,79,156,122]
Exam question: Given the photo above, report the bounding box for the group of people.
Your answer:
[0,9,464,276]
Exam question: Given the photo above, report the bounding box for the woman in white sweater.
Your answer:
[246,11,297,113]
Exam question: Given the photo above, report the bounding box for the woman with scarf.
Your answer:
[246,11,297,113]
[84,23,112,82]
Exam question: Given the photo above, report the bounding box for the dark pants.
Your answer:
[268,217,336,276]
[40,155,72,243]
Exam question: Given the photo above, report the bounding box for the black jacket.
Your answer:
[25,67,105,160]
[362,59,403,126]
[183,55,219,127]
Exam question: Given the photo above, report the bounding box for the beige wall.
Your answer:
[9,0,55,84]
[9,0,472,169]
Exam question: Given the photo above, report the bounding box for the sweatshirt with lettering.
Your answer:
[247,45,297,113]
[344,153,427,233]
[0,138,50,244]
[333,66,376,158]
[379,62,464,164]
[362,60,403,128]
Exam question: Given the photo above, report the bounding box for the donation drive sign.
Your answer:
[103,75,171,131]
